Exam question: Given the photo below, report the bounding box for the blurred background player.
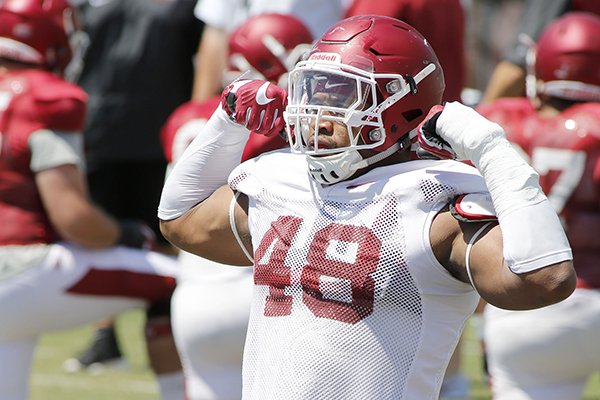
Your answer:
[344,0,465,103]
[0,1,183,399]
[64,0,204,371]
[481,0,600,104]
[191,0,347,101]
[477,12,600,399]
[160,13,313,399]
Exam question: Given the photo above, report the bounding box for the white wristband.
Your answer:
[158,107,250,220]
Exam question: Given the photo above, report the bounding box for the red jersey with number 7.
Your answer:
[478,98,600,289]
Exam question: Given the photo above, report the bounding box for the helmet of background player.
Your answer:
[285,15,445,185]
[528,12,600,103]
[226,13,313,87]
[0,0,85,78]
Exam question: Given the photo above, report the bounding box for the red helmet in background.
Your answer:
[531,12,600,102]
[285,15,445,184]
[0,0,79,75]
[227,13,313,86]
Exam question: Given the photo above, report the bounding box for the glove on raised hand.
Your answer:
[417,104,456,160]
[221,79,287,137]
[417,102,507,163]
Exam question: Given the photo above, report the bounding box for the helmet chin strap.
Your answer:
[307,135,410,185]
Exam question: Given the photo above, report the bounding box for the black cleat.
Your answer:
[63,327,128,374]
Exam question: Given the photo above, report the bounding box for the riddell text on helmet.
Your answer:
[308,52,341,63]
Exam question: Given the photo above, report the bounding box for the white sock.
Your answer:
[156,371,185,400]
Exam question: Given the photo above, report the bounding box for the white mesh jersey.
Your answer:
[229,150,486,400]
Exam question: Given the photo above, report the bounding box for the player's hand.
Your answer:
[117,220,157,250]
[418,102,506,162]
[416,105,456,160]
[221,79,287,137]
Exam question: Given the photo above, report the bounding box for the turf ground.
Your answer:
[29,309,600,400]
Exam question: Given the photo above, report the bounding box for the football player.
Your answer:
[161,13,312,400]
[0,1,182,399]
[159,15,575,399]
[478,12,600,400]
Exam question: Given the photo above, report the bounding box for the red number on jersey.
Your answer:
[301,223,381,324]
[254,216,382,323]
[254,215,302,316]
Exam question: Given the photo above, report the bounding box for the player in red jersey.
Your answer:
[160,13,312,400]
[344,0,465,103]
[0,1,182,399]
[159,15,575,399]
[478,12,600,400]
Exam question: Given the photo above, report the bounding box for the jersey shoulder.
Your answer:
[563,103,600,127]
[529,103,600,148]
[477,98,537,144]
[229,150,309,198]
[19,70,87,132]
[477,97,535,119]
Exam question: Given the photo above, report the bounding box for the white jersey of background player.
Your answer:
[160,14,311,400]
[0,2,182,399]
[192,0,346,101]
[159,16,575,399]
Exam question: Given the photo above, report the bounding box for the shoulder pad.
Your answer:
[564,103,600,121]
[29,71,87,132]
[450,193,498,223]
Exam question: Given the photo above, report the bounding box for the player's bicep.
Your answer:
[159,184,252,266]
[468,224,575,310]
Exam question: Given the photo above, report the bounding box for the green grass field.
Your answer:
[29,310,600,400]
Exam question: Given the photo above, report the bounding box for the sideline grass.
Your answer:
[29,311,600,400]
[30,309,158,400]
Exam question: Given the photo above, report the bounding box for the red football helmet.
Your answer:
[0,0,80,75]
[227,13,313,86]
[529,12,600,102]
[285,15,445,184]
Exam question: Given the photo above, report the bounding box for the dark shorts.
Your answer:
[87,160,168,244]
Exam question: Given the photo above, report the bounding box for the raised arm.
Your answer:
[192,25,229,102]
[159,79,287,265]
[421,102,576,310]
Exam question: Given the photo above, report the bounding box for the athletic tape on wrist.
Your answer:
[469,126,571,273]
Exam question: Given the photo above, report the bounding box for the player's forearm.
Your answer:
[192,26,228,101]
[480,61,526,104]
[52,197,120,248]
[158,107,249,221]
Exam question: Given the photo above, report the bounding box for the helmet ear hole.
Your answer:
[402,109,424,123]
